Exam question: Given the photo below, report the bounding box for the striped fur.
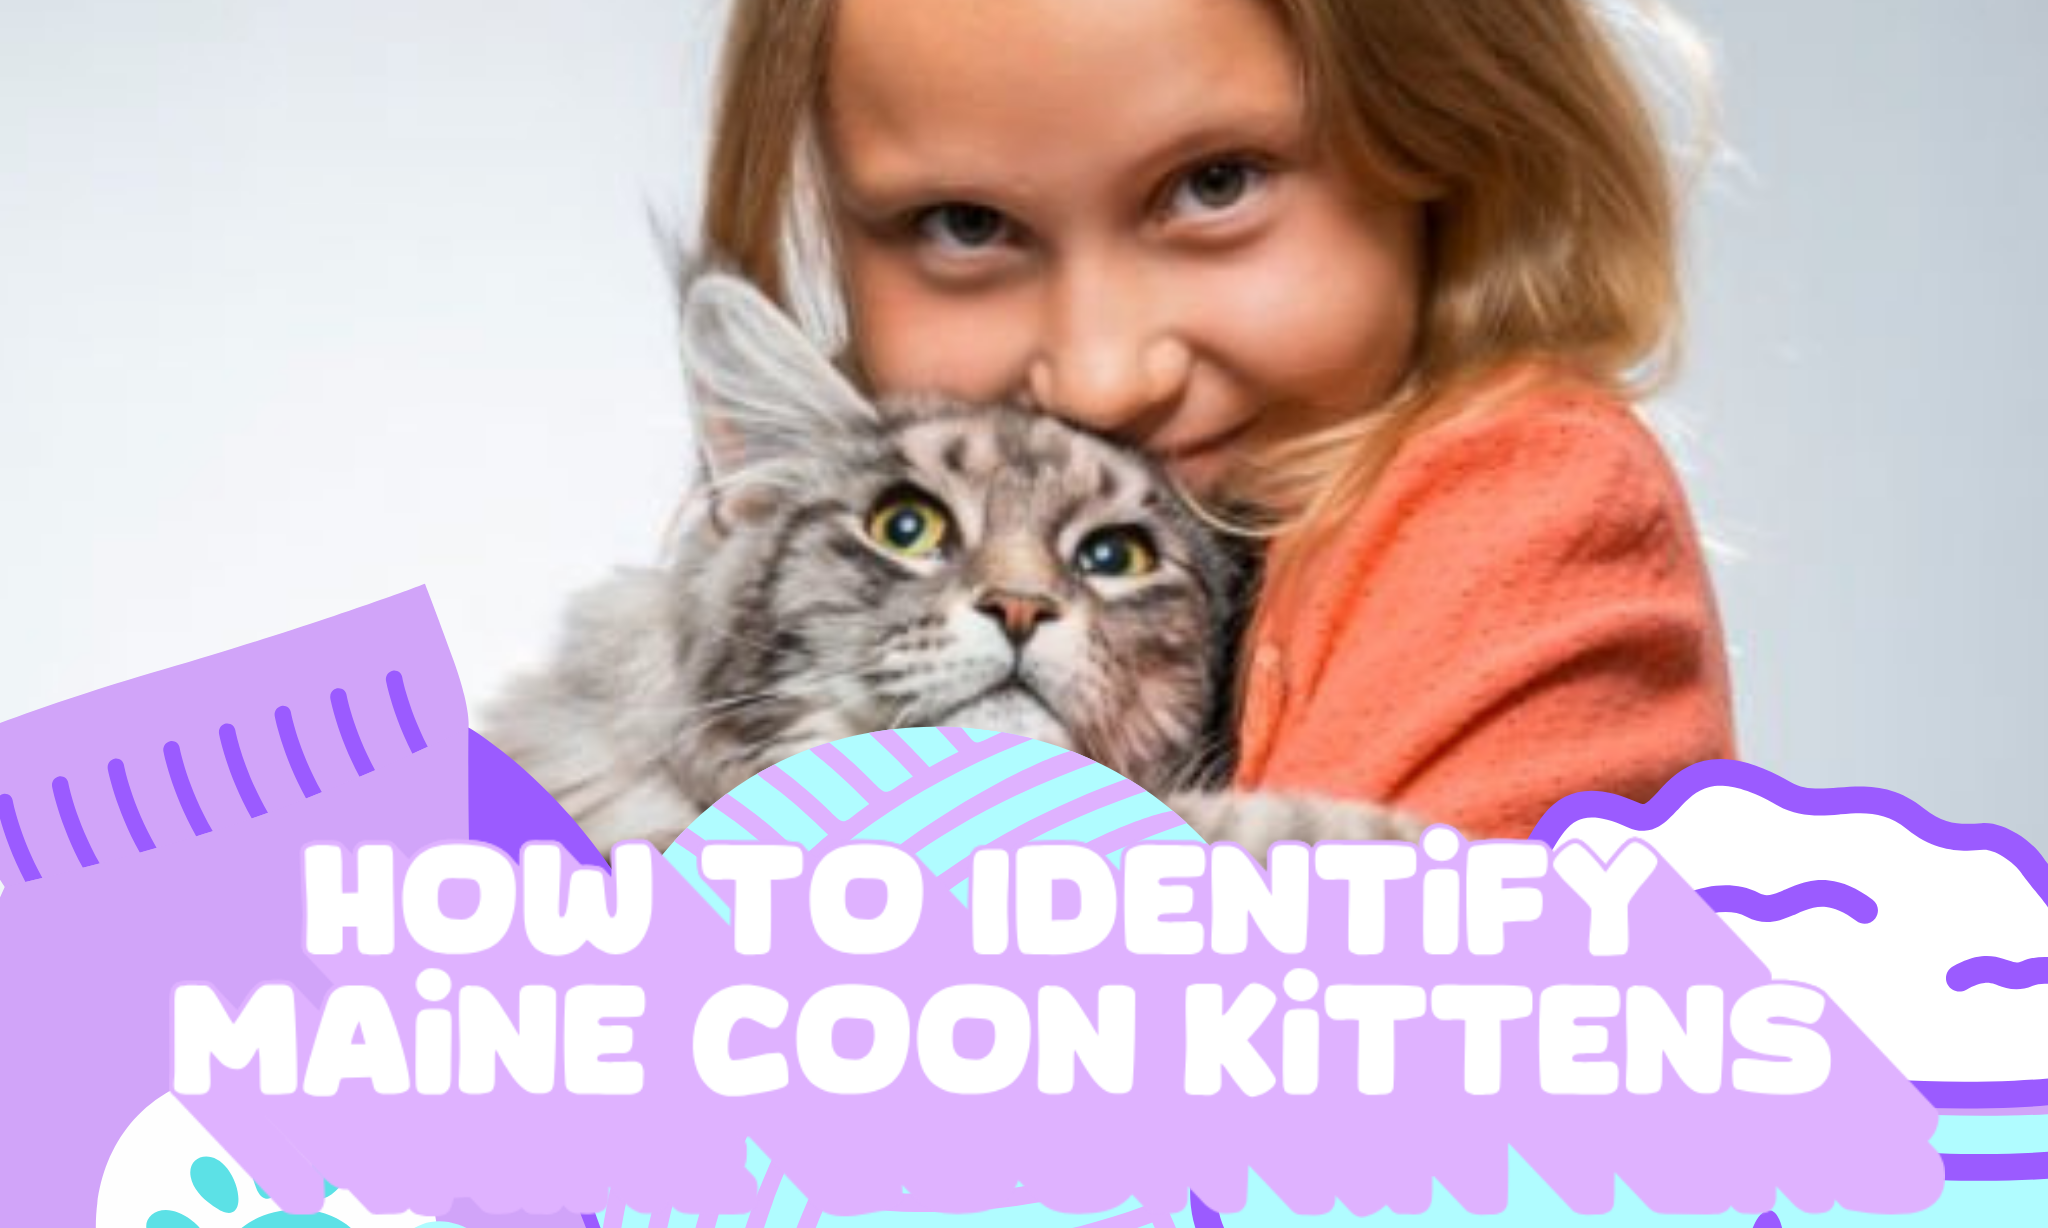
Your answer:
[485,273,1414,860]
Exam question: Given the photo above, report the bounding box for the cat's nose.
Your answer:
[975,590,1063,646]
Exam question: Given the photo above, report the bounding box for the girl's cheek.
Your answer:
[1175,243,1412,413]
[1248,205,1423,399]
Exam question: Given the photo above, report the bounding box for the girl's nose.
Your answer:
[1025,268,1193,438]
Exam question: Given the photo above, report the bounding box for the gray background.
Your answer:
[2,2,2041,853]
[1677,0,2046,851]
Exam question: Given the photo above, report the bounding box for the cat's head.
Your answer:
[676,271,1246,790]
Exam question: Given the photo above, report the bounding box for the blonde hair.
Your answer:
[702,0,1714,541]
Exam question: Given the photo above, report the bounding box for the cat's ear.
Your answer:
[679,271,877,483]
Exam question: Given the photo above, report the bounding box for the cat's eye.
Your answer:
[914,202,1015,252]
[1073,526,1159,577]
[867,489,952,558]
[1166,157,1267,217]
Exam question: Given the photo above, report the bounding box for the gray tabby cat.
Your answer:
[484,272,1417,860]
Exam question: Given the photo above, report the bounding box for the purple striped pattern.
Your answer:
[761,764,842,833]
[331,686,376,775]
[934,778,1146,892]
[275,705,322,798]
[711,793,788,845]
[386,668,428,752]
[668,730,1186,920]
[163,740,211,836]
[0,793,39,881]
[812,741,884,804]
[106,758,154,852]
[218,723,267,818]
[901,750,1092,854]
[873,729,926,775]
[671,731,1025,913]
[1,667,431,883]
[50,776,98,867]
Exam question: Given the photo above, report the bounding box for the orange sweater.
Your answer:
[1234,372,1735,840]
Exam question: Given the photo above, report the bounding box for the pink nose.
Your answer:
[976,591,1062,645]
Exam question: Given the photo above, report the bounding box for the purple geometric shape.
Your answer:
[0,587,470,1219]
[1914,1079,2048,1110]
[1939,1151,2048,1181]
[466,728,605,869]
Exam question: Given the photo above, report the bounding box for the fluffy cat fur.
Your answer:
[484,272,1417,859]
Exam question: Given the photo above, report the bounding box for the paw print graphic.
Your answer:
[99,1093,445,1228]
[145,1157,349,1227]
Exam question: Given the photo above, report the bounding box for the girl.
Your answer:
[698,0,1733,841]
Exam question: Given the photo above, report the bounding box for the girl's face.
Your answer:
[824,0,1425,492]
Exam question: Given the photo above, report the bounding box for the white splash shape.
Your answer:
[1557,784,2048,1083]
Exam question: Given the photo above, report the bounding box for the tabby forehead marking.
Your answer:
[891,415,1163,541]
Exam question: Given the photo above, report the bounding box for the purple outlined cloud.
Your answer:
[1539,760,2048,1101]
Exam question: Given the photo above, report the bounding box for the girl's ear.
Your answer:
[679,271,878,483]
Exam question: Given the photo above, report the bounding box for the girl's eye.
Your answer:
[1073,526,1159,577]
[914,202,1013,251]
[1168,158,1265,216]
[867,490,952,557]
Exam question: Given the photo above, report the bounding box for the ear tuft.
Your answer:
[679,271,877,484]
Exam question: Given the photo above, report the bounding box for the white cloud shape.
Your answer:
[1557,783,2048,1083]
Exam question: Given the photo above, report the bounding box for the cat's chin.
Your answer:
[943,688,1077,755]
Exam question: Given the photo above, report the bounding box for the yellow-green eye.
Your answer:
[867,491,951,557]
[1074,526,1159,577]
